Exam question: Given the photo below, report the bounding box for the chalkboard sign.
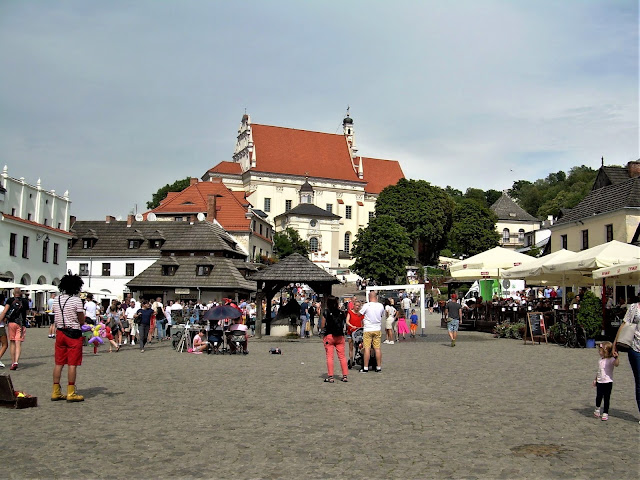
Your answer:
[524,312,547,345]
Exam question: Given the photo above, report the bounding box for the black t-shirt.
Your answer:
[300,302,309,317]
[323,308,345,337]
[136,308,154,326]
[5,297,29,324]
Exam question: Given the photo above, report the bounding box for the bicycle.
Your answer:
[552,312,586,348]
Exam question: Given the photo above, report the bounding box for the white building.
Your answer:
[201,112,405,273]
[0,165,72,305]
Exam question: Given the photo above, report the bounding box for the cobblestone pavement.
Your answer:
[1,313,638,479]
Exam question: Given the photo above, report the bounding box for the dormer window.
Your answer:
[196,265,212,276]
[150,239,163,249]
[82,239,94,249]
[128,240,141,249]
[163,266,177,276]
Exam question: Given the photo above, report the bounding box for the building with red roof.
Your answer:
[146,177,273,262]
[201,111,405,272]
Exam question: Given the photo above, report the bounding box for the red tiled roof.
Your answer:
[148,181,251,231]
[251,124,362,182]
[207,161,243,175]
[2,214,72,236]
[360,157,405,194]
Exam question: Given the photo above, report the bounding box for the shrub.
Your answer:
[577,290,603,339]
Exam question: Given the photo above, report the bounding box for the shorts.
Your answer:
[447,319,460,332]
[55,332,83,366]
[385,317,395,329]
[0,325,5,337]
[363,330,381,349]
[8,323,26,342]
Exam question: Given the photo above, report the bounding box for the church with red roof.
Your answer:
[200,111,405,273]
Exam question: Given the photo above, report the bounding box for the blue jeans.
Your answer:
[300,315,309,338]
[156,321,165,340]
[629,349,640,414]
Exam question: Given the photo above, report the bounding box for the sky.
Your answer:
[0,0,637,220]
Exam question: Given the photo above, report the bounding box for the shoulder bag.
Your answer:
[616,304,638,351]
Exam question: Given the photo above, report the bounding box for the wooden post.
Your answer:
[255,291,264,339]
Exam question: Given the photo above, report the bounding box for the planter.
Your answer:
[586,338,596,348]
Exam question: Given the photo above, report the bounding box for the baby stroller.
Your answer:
[207,324,224,354]
[227,329,248,355]
[350,328,377,370]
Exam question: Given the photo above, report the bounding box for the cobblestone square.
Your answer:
[1,313,637,479]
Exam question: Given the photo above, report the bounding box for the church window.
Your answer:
[264,198,271,212]
[326,204,332,213]
[344,232,351,254]
[502,229,510,243]
[368,211,374,221]
[285,200,292,212]
[309,237,319,253]
[345,206,352,219]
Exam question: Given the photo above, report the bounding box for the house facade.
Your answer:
[490,193,541,250]
[0,165,72,290]
[67,216,255,303]
[145,177,273,262]
[200,112,405,273]
[548,160,640,252]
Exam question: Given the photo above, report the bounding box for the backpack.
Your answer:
[5,298,25,325]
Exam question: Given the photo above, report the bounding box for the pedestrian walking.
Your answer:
[51,273,86,402]
[0,294,7,368]
[593,341,619,421]
[383,298,396,344]
[409,309,419,337]
[299,298,309,339]
[445,294,467,347]
[134,301,154,353]
[359,291,384,373]
[321,296,348,383]
[613,296,640,424]
[0,287,30,370]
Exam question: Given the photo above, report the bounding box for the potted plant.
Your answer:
[576,291,603,347]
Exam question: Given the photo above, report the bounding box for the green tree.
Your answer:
[146,177,192,209]
[273,227,309,259]
[446,199,500,257]
[463,188,487,207]
[484,189,502,207]
[350,215,415,285]
[376,179,455,265]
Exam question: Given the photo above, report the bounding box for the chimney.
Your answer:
[190,178,198,186]
[106,215,116,223]
[69,215,76,227]
[207,194,220,222]
[628,160,640,178]
[127,214,135,227]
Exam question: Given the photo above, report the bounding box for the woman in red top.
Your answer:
[346,300,364,368]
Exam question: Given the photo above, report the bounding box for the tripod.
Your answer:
[176,325,193,353]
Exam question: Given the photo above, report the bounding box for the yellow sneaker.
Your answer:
[66,385,84,402]
[51,384,66,401]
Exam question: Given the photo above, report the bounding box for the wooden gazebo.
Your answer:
[249,253,341,337]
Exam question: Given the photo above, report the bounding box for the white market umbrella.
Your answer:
[592,260,640,283]
[501,249,578,280]
[449,246,534,279]
[0,281,24,289]
[543,241,640,273]
[21,283,59,292]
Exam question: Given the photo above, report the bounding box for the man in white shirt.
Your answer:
[84,294,97,325]
[358,290,384,373]
[401,296,411,320]
[125,300,138,345]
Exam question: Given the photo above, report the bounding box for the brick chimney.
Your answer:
[628,160,640,178]
[190,177,198,186]
[207,194,221,222]
[127,214,135,227]
[106,215,116,223]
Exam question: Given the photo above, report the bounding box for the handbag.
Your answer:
[616,322,636,351]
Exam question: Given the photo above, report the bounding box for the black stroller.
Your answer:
[349,328,377,370]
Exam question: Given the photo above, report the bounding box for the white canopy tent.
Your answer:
[20,283,59,292]
[0,281,24,290]
[544,241,640,273]
[449,247,534,280]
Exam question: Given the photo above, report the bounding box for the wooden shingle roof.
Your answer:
[250,253,340,283]
[555,177,640,225]
[69,220,245,258]
[490,194,538,222]
[127,256,255,291]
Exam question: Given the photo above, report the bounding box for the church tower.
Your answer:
[343,107,357,158]
[299,177,314,205]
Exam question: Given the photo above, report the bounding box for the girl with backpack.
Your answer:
[321,296,348,383]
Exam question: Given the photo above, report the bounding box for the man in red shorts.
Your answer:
[51,274,86,402]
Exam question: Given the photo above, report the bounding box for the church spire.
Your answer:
[343,106,357,158]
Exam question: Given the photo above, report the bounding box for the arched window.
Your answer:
[309,237,319,253]
[502,228,510,243]
[518,229,525,242]
[344,232,351,254]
